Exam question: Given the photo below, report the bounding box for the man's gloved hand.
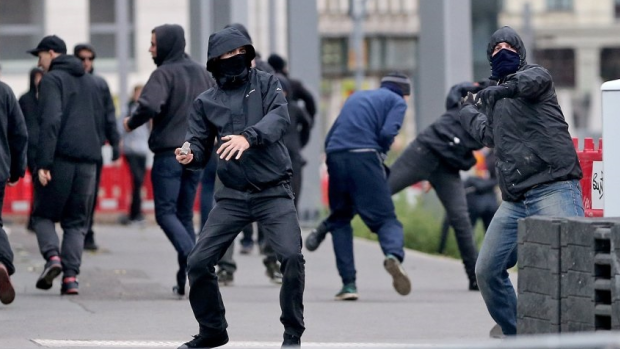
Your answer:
[475,81,516,106]
[112,145,121,161]
[460,92,479,109]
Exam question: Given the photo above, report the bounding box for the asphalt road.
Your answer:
[0,222,508,348]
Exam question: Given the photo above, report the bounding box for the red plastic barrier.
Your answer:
[3,158,201,215]
[573,137,603,217]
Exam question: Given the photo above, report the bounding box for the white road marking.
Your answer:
[32,339,456,348]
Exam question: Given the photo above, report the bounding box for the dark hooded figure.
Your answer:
[175,26,305,349]
[459,26,583,337]
[306,81,484,293]
[268,53,317,119]
[73,43,121,251]
[123,24,215,298]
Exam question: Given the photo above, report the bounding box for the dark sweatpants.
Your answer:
[0,184,14,275]
[326,151,405,285]
[126,154,147,220]
[187,184,305,338]
[85,159,103,245]
[33,158,97,277]
[388,139,478,279]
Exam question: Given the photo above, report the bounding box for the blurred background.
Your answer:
[0,0,617,256]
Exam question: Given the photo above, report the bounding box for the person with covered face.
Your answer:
[459,26,583,336]
[175,27,304,348]
[123,24,215,297]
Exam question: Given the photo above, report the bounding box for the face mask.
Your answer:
[214,54,249,89]
[491,49,520,78]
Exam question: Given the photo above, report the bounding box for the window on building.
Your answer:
[546,0,573,12]
[321,37,348,76]
[534,48,575,87]
[600,48,620,82]
[89,0,135,60]
[0,0,44,69]
[615,0,620,19]
[366,36,416,74]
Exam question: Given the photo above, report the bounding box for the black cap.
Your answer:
[27,35,67,56]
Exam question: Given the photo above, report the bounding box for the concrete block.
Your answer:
[612,275,620,301]
[561,245,594,273]
[518,267,560,296]
[518,316,559,335]
[561,296,595,325]
[561,270,594,298]
[517,292,560,324]
[561,218,616,247]
[560,321,595,332]
[612,301,620,330]
[519,242,559,271]
[519,217,563,246]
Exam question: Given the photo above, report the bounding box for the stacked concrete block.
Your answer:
[611,224,620,330]
[517,217,564,334]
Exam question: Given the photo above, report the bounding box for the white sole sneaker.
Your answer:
[384,256,411,296]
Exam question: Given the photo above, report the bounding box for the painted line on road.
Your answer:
[32,339,457,348]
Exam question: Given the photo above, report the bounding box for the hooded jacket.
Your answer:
[185,27,292,192]
[19,67,42,171]
[37,55,102,169]
[459,26,582,202]
[126,24,215,154]
[0,82,28,183]
[417,82,483,171]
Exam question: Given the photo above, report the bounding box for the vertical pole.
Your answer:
[287,0,321,224]
[199,0,212,64]
[351,0,366,91]
[269,0,278,54]
[418,0,472,133]
[522,2,535,65]
[115,0,129,115]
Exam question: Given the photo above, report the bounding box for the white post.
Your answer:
[601,79,620,217]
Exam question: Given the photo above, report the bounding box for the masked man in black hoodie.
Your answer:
[18,67,43,232]
[28,35,102,295]
[175,27,305,348]
[124,24,215,297]
[74,43,120,251]
[460,26,583,336]
[0,78,28,305]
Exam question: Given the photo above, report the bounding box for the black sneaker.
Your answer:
[36,257,62,290]
[263,258,283,284]
[282,333,301,348]
[173,285,185,297]
[60,277,79,295]
[178,331,229,349]
[384,254,411,296]
[83,237,99,251]
[0,263,15,305]
[216,269,234,286]
[469,279,479,291]
[305,226,329,252]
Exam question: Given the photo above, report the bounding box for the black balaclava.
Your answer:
[486,26,527,80]
[206,27,256,89]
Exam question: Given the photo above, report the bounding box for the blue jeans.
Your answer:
[476,179,584,335]
[151,154,201,282]
[326,151,405,285]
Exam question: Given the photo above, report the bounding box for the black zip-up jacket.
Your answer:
[186,68,292,192]
[91,72,120,150]
[126,24,215,154]
[37,55,102,169]
[0,82,28,183]
[417,82,483,171]
[19,68,42,172]
[459,27,582,202]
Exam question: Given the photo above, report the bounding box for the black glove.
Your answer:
[475,81,516,106]
[112,145,121,161]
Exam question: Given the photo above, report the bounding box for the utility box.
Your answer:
[601,80,620,217]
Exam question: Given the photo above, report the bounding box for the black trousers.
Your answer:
[187,184,305,338]
[388,140,478,280]
[0,184,14,275]
[33,158,96,277]
[125,154,147,220]
[85,159,103,243]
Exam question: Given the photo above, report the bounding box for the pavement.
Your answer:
[0,221,512,348]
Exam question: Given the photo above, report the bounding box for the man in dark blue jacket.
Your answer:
[175,27,304,348]
[311,73,412,301]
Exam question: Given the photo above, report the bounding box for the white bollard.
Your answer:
[601,79,620,217]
